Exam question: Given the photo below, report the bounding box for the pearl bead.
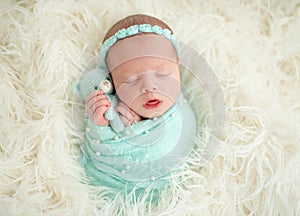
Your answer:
[86,128,90,132]
[151,176,156,181]
[93,139,100,144]
[114,136,119,141]
[171,113,176,118]
[153,117,158,121]
[95,151,100,156]
[121,170,126,174]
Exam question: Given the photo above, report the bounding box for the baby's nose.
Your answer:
[141,83,157,92]
[140,75,158,93]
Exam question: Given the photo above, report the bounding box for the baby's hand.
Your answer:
[85,90,112,126]
[115,102,142,126]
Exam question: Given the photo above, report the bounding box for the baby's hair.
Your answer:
[102,14,173,43]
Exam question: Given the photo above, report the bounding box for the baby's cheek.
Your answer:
[158,78,180,101]
[115,84,141,107]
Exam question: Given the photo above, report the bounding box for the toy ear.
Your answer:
[97,65,109,72]
[72,80,83,98]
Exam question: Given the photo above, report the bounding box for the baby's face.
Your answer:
[111,57,180,118]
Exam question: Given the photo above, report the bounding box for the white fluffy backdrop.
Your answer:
[1,0,300,215]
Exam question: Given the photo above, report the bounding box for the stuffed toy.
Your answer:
[72,65,125,133]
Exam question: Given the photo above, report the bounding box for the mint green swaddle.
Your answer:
[81,94,196,188]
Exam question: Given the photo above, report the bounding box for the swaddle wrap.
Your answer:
[80,93,196,192]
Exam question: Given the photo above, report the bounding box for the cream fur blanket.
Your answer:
[1,0,300,215]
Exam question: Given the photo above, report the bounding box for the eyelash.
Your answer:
[124,76,138,84]
[156,71,171,77]
[122,71,171,84]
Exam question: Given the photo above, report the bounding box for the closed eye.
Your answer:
[156,71,171,77]
[123,75,138,84]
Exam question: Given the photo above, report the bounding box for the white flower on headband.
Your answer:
[138,24,152,32]
[126,25,139,36]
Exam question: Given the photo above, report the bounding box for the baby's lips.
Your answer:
[143,99,162,109]
[146,99,159,105]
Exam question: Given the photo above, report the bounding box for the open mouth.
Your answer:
[143,99,162,109]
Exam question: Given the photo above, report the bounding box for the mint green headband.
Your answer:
[100,24,179,65]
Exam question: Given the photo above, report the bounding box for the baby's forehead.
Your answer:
[111,57,177,77]
[106,34,177,72]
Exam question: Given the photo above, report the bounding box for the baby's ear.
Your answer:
[71,80,83,98]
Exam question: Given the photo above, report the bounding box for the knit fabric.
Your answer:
[80,93,197,195]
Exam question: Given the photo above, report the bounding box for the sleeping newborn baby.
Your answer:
[73,14,196,201]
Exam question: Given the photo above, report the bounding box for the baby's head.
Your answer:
[101,14,180,118]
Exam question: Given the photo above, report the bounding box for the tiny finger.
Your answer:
[86,90,104,104]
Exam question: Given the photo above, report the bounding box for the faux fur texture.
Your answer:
[1,0,300,215]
